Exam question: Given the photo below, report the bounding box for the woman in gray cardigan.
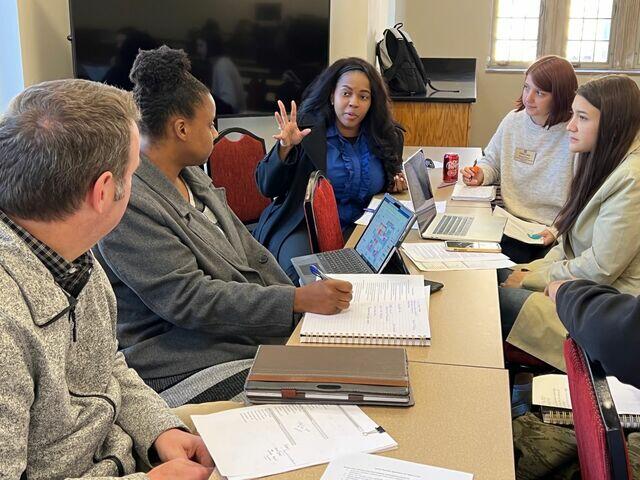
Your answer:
[97,46,352,405]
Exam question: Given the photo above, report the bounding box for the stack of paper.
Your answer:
[402,242,515,271]
[321,453,473,480]
[493,206,546,245]
[533,374,640,414]
[192,404,397,480]
[355,198,446,228]
[451,183,496,201]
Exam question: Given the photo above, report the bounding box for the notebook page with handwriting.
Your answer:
[300,274,430,345]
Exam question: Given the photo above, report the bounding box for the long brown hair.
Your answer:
[555,75,640,235]
[515,55,577,128]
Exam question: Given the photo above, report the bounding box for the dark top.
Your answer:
[253,113,403,258]
[556,279,640,389]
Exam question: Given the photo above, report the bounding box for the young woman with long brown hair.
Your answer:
[499,75,640,369]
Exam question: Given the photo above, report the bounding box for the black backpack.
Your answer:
[376,23,428,95]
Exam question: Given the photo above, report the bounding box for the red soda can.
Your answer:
[443,153,459,183]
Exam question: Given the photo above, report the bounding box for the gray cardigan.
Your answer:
[97,158,298,381]
[0,221,183,479]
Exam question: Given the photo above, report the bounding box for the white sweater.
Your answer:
[479,109,575,226]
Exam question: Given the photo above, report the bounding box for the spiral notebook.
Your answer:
[300,274,431,346]
[533,374,640,429]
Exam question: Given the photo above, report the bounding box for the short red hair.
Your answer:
[515,55,577,128]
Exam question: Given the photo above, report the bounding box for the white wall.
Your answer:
[0,0,24,112]
[17,0,72,87]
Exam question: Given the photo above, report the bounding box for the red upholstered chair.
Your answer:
[304,171,344,253]
[564,337,632,480]
[504,341,553,370]
[207,127,270,225]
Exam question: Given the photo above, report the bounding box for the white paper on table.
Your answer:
[533,374,640,415]
[355,198,445,228]
[320,452,473,480]
[411,259,515,271]
[402,242,508,263]
[301,274,430,341]
[493,206,546,245]
[193,404,397,480]
[451,183,495,201]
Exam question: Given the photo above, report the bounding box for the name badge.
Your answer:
[514,147,536,165]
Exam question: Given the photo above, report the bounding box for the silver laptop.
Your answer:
[291,194,415,285]
[403,149,506,242]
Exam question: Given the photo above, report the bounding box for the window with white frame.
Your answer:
[489,0,640,71]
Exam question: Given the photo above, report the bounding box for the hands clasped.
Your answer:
[148,428,213,480]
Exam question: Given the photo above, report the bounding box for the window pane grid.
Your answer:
[493,0,541,62]
[567,0,613,63]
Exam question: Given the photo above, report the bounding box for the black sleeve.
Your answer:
[556,279,640,389]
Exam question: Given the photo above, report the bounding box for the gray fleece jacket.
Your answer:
[0,221,185,479]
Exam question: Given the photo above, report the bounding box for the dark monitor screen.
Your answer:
[69,0,330,117]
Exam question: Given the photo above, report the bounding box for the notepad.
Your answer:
[493,206,546,245]
[533,374,640,429]
[451,183,496,201]
[300,274,430,346]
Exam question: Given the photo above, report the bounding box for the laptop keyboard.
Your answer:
[320,249,371,274]
[433,215,474,236]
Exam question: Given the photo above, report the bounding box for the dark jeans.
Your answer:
[276,222,312,285]
[498,268,534,338]
[501,235,553,264]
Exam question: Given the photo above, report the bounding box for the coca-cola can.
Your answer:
[443,153,459,183]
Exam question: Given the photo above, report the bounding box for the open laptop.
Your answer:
[292,194,415,285]
[403,149,506,242]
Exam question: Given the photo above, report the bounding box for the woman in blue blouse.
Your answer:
[253,57,406,282]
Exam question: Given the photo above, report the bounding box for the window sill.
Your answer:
[486,66,640,75]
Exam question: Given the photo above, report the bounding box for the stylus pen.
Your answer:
[309,264,330,281]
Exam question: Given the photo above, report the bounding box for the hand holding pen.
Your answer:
[292,265,353,314]
[462,160,484,186]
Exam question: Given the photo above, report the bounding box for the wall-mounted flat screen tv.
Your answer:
[69,0,330,117]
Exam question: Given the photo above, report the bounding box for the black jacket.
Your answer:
[252,114,402,256]
[556,279,640,389]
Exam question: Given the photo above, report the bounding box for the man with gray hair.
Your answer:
[0,79,214,480]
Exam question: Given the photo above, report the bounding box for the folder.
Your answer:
[245,345,414,407]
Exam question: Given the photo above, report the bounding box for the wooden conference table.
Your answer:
[283,146,515,479]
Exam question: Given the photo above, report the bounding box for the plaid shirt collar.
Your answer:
[0,210,93,298]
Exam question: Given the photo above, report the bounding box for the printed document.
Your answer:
[533,374,640,414]
[493,206,546,244]
[402,242,515,271]
[192,404,397,480]
[321,453,473,480]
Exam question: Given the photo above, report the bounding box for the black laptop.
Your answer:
[291,194,415,285]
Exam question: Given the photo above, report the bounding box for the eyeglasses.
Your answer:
[424,157,435,169]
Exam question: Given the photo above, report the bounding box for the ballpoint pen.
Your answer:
[309,264,330,280]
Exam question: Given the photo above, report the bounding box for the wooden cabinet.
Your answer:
[392,101,471,147]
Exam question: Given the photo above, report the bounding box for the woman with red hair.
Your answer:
[462,55,578,263]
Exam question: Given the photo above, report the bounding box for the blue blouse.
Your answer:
[326,124,386,229]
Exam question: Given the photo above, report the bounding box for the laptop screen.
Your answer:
[355,194,414,272]
[403,149,438,234]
